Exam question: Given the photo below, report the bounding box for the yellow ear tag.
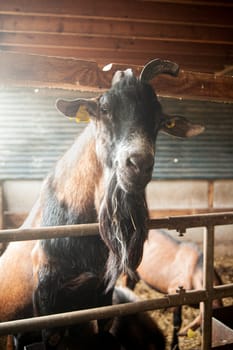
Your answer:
[187,328,196,338]
[166,119,176,129]
[75,105,90,123]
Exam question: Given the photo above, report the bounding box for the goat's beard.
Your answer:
[99,173,149,290]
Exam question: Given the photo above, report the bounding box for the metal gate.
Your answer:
[0,212,233,349]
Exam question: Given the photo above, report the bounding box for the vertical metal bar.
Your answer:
[202,225,215,350]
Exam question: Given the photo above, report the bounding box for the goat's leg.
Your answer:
[33,261,68,350]
[178,313,202,336]
[178,302,203,336]
[32,242,65,349]
[171,305,182,350]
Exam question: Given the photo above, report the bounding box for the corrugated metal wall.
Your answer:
[0,87,232,180]
[156,98,233,179]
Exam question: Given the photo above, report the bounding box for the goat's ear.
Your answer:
[56,98,98,120]
[161,115,205,138]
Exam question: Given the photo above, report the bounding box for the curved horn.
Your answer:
[139,58,180,82]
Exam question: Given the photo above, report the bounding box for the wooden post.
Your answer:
[208,181,214,210]
[0,183,5,255]
[0,183,3,230]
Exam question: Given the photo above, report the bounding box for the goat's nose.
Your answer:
[126,153,154,175]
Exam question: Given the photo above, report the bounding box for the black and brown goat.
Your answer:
[124,229,223,350]
[0,59,204,347]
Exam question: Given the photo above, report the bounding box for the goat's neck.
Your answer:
[23,125,104,228]
[52,124,103,217]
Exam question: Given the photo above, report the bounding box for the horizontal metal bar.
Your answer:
[149,212,233,233]
[0,212,233,242]
[0,223,99,242]
[0,285,232,337]
[213,283,233,300]
[0,290,207,336]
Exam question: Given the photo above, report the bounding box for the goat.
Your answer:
[0,59,204,348]
[124,229,223,350]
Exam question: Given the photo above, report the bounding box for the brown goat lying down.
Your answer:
[124,229,222,350]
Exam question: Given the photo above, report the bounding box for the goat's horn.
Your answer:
[139,58,180,82]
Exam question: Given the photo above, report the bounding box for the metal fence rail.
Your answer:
[0,212,233,350]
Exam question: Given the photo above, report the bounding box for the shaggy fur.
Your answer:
[99,173,148,288]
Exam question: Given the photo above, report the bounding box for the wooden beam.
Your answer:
[208,181,214,210]
[151,69,233,102]
[0,1,232,76]
[1,0,233,26]
[1,45,230,73]
[0,32,231,60]
[0,51,110,91]
[0,52,232,102]
[1,13,232,45]
[0,29,231,61]
[0,184,3,230]
[0,183,5,254]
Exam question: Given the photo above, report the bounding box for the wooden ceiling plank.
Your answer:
[1,14,233,45]
[1,32,232,59]
[0,46,231,73]
[215,65,233,76]
[0,52,232,103]
[140,0,233,7]
[0,1,231,77]
[151,70,233,102]
[1,0,233,27]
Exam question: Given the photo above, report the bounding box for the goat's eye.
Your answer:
[100,103,109,114]
[165,119,176,129]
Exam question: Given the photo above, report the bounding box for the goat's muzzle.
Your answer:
[117,151,154,193]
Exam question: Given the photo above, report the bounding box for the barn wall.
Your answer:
[147,180,209,209]
[146,179,233,245]
[4,179,233,213]
[1,87,233,181]
[3,180,41,211]
[2,179,233,246]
